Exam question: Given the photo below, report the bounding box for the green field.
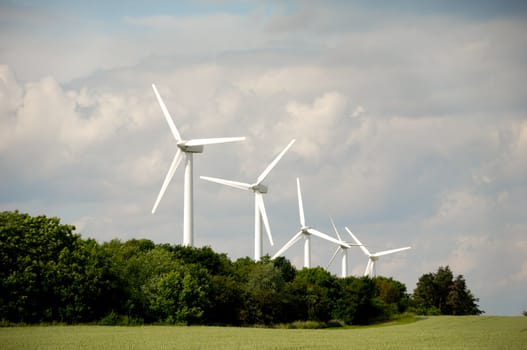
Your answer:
[1,316,526,349]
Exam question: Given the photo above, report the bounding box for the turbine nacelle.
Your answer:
[340,241,352,248]
[301,226,311,233]
[251,183,268,194]
[177,142,204,153]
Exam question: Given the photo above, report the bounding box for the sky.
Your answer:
[1,0,526,316]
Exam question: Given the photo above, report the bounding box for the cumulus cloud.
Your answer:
[1,1,526,315]
[278,91,350,161]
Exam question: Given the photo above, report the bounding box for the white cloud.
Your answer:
[1,2,526,316]
[278,91,349,161]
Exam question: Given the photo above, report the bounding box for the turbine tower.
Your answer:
[151,83,245,247]
[345,227,411,277]
[200,139,296,261]
[272,178,350,268]
[326,218,361,278]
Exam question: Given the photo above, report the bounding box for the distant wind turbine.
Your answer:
[326,218,361,278]
[272,178,350,268]
[150,83,245,247]
[201,139,296,261]
[345,227,411,277]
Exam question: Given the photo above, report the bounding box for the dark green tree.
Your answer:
[332,276,385,324]
[375,276,410,315]
[242,261,286,325]
[102,240,179,322]
[412,266,482,315]
[446,275,482,315]
[272,256,297,282]
[168,245,232,276]
[288,268,336,322]
[0,211,118,323]
[205,275,243,325]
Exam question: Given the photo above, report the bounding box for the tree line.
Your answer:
[0,211,482,325]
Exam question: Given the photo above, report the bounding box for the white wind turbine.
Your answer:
[200,139,296,261]
[326,218,361,278]
[272,178,350,268]
[150,83,245,247]
[345,227,411,277]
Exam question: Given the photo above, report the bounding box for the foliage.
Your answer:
[0,211,119,323]
[412,266,483,315]
[150,264,211,324]
[0,211,483,327]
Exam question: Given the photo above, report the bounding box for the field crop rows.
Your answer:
[1,316,526,349]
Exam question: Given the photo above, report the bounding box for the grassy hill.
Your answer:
[1,316,526,349]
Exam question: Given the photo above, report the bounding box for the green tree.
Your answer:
[168,245,232,276]
[272,256,296,282]
[54,238,119,322]
[150,264,211,324]
[242,261,286,325]
[447,275,482,315]
[288,268,336,322]
[205,275,243,325]
[0,211,117,323]
[375,276,410,314]
[412,266,482,315]
[102,240,179,322]
[333,276,384,324]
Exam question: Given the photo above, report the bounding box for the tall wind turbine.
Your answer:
[326,218,361,278]
[345,227,411,277]
[150,83,245,247]
[200,139,296,261]
[272,178,350,268]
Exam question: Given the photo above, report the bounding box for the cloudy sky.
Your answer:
[1,0,526,315]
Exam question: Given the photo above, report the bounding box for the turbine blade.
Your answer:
[152,149,183,213]
[296,178,306,227]
[345,227,371,256]
[330,217,343,242]
[200,176,252,191]
[327,247,341,269]
[256,193,273,246]
[308,228,351,247]
[373,246,411,257]
[272,231,303,259]
[256,139,296,184]
[152,84,182,141]
[185,137,245,146]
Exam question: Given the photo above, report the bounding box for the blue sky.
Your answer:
[1,0,526,315]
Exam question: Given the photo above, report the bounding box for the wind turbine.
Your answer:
[200,139,296,261]
[345,227,411,277]
[272,178,350,268]
[150,83,245,247]
[326,218,361,278]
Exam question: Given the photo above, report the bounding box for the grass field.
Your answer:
[1,316,526,349]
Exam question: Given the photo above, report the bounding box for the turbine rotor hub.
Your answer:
[177,142,204,153]
[252,183,268,193]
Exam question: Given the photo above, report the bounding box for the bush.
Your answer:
[99,312,144,326]
[276,320,327,329]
